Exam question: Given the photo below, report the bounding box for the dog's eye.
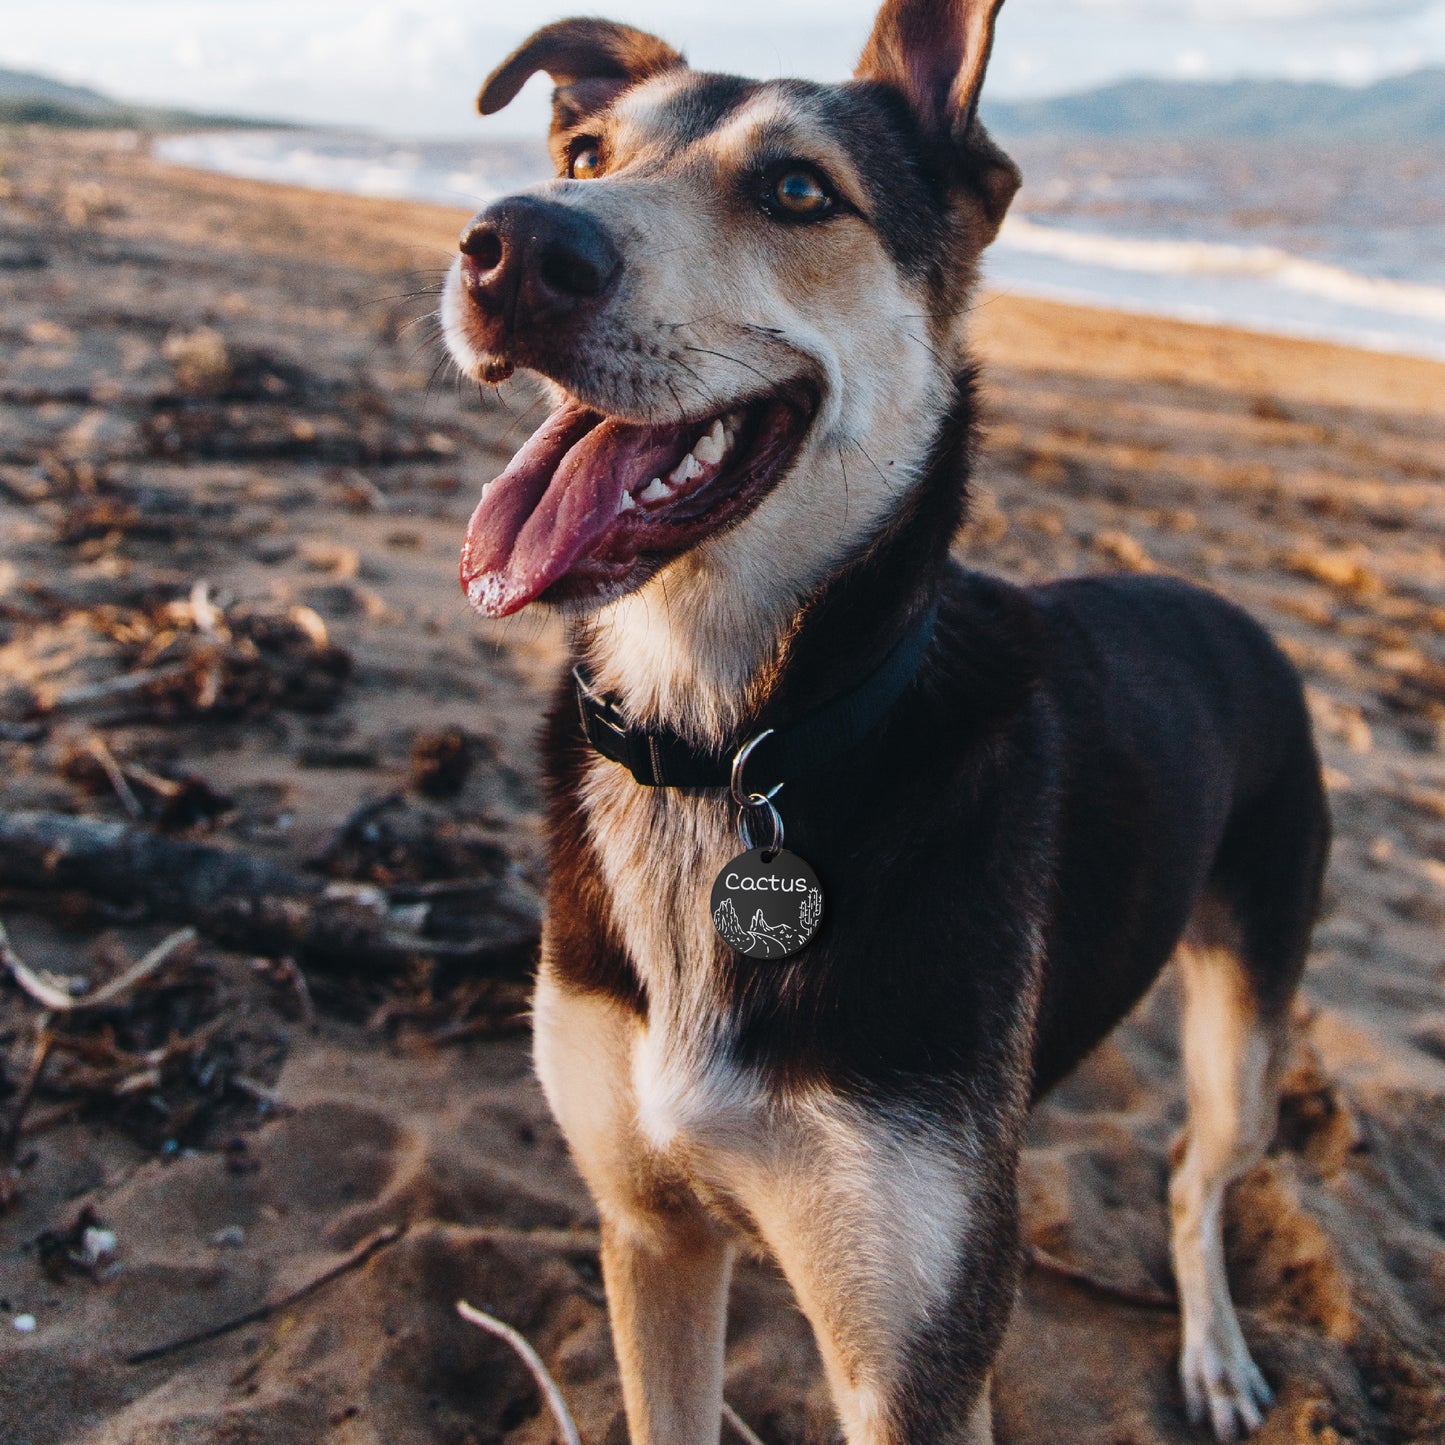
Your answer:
[568,139,602,180]
[764,166,832,222]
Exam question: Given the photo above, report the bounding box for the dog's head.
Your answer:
[443,0,1018,622]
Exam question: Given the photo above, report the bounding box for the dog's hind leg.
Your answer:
[1168,925,1281,1441]
[1169,739,1327,1441]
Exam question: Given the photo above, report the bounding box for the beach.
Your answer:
[1,128,1443,1444]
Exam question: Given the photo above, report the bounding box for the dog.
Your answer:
[439,2,1330,1440]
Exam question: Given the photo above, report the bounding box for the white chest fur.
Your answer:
[578,756,768,1156]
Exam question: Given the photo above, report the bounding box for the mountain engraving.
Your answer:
[713,897,801,957]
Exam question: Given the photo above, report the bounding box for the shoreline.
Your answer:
[149,125,1445,368]
[139,134,1445,414]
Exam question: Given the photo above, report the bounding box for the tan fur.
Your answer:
[1169,937,1282,1440]
[534,961,988,1445]
[532,975,734,1444]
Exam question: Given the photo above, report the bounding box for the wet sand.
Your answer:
[0,130,1443,1444]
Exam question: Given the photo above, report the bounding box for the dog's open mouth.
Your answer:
[459,391,815,616]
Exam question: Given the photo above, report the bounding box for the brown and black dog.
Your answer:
[439,2,1330,1440]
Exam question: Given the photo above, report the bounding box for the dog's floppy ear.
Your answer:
[478,18,685,130]
[856,0,1018,232]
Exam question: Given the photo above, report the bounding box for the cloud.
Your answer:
[2,0,1444,133]
[1076,0,1437,21]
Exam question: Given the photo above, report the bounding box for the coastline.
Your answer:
[153,126,1445,366]
[1,129,1443,1443]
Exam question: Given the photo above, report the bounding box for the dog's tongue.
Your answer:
[460,401,688,617]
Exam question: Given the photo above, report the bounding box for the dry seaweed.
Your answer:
[315,792,513,887]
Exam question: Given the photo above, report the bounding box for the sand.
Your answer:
[0,130,1442,1444]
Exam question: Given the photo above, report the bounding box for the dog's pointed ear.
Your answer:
[856,0,1018,232]
[856,0,1002,139]
[479,19,685,128]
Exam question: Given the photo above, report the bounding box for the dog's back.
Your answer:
[1023,572,1329,1094]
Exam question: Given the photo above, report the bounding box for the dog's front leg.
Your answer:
[736,1101,1020,1445]
[601,1212,734,1444]
[533,974,734,1444]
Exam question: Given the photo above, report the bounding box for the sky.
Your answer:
[3,0,1444,136]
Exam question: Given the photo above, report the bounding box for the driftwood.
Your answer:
[127,1224,408,1365]
[0,810,540,978]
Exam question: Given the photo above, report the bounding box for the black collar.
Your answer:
[574,604,938,793]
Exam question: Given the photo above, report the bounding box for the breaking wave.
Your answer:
[997,216,1445,324]
[154,130,541,210]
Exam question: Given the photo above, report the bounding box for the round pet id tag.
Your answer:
[711,848,824,959]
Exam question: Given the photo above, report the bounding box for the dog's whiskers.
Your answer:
[905,329,953,374]
[420,350,457,412]
[395,312,443,341]
[846,438,902,497]
[682,345,774,387]
[496,393,550,448]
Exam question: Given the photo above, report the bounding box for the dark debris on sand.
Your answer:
[0,133,547,1216]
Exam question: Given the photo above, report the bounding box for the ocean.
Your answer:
[155,129,1445,362]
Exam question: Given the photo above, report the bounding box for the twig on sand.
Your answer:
[723,1401,769,1445]
[1,920,196,1013]
[86,734,144,820]
[1026,1244,1176,1310]
[0,920,193,1182]
[455,1300,770,1445]
[44,664,192,714]
[1,1018,53,1168]
[126,1223,408,1365]
[456,1300,583,1445]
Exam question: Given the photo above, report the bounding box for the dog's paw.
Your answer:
[1180,1328,1273,1441]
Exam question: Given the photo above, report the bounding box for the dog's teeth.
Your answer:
[639,478,671,504]
[618,490,636,512]
[668,453,705,485]
[692,419,726,466]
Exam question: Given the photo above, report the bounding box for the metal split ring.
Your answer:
[737,791,784,856]
[730,729,783,809]
[731,730,784,856]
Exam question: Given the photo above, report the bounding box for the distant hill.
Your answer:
[982,69,1445,142]
[0,67,285,130]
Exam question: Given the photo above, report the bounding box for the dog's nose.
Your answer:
[459,197,621,327]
